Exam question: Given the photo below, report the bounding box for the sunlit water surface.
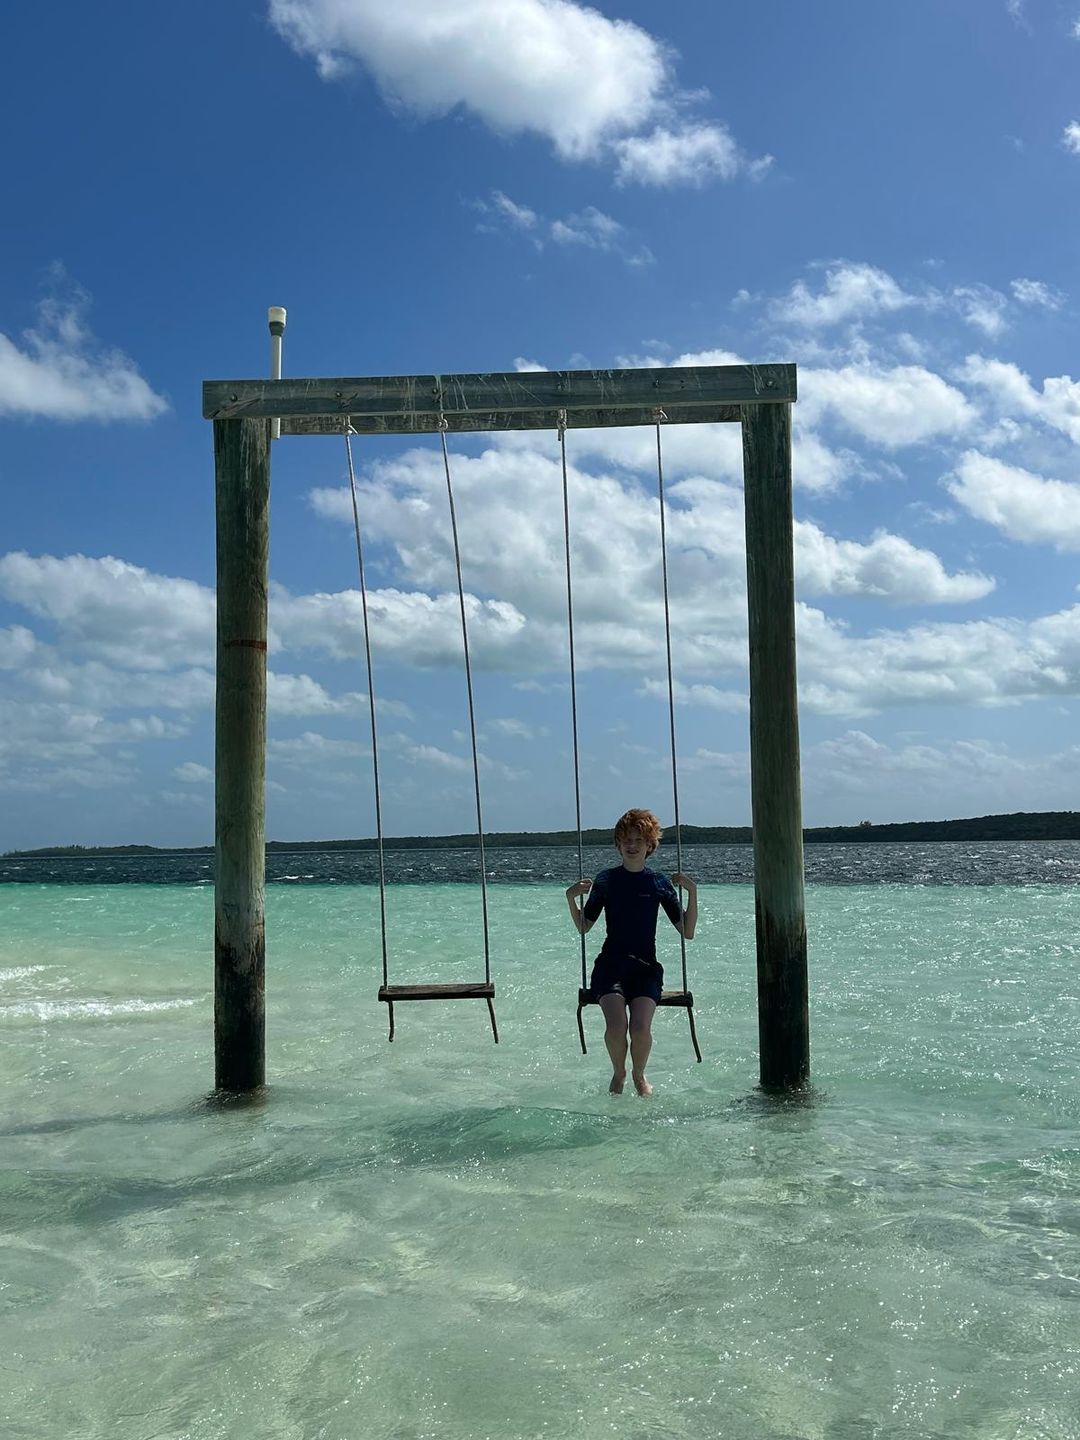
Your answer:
[1,867,1078,1438]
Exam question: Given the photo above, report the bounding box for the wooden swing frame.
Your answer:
[205,360,808,1093]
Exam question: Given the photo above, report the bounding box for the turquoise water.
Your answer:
[1,881,1079,1439]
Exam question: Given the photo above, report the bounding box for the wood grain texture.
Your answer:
[214,417,269,1093]
[279,403,744,435]
[741,401,809,1091]
[204,363,796,422]
[378,983,496,1000]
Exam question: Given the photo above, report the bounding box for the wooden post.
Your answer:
[214,417,270,1092]
[741,402,809,1090]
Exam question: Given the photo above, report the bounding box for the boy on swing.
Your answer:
[566,808,697,1096]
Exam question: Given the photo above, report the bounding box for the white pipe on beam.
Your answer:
[268,306,286,440]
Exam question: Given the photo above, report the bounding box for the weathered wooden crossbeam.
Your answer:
[279,403,743,435]
[203,363,795,428]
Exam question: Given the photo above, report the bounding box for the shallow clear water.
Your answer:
[1,880,1079,1439]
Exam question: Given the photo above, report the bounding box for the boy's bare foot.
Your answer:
[609,1071,626,1094]
[632,1072,653,1097]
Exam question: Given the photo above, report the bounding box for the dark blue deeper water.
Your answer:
[3,839,1080,886]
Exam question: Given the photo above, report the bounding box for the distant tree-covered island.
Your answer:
[7,810,1080,857]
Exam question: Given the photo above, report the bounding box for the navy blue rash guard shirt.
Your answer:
[582,865,683,961]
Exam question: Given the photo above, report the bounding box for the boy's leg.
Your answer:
[629,996,658,1095]
[598,992,629,1093]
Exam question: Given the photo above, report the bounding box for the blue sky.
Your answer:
[3,0,1080,849]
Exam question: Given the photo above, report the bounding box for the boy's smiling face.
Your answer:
[615,825,653,872]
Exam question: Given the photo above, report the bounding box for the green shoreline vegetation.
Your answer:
[6,811,1080,857]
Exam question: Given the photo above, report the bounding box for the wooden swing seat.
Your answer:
[576,987,693,1009]
[380,982,494,1002]
[575,986,701,1062]
[378,982,498,1043]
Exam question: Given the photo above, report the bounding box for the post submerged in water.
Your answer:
[741,400,810,1091]
[214,415,270,1092]
[203,349,805,1092]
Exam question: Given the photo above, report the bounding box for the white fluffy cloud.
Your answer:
[269,731,369,768]
[0,553,416,719]
[947,452,1080,550]
[174,762,212,784]
[273,581,531,671]
[491,343,869,496]
[489,191,539,231]
[663,477,989,606]
[804,729,1017,806]
[270,669,411,718]
[312,443,755,677]
[487,716,545,739]
[0,291,167,422]
[769,263,920,329]
[640,678,747,712]
[799,364,975,448]
[495,409,746,484]
[269,0,766,184]
[0,626,37,668]
[0,526,1077,805]
[959,355,1080,445]
[552,207,637,254]
[0,694,187,795]
[477,192,654,266]
[613,123,771,188]
[952,284,1008,338]
[794,522,994,604]
[1062,121,1080,155]
[791,429,861,494]
[1011,277,1064,310]
[765,261,1040,341]
[270,0,666,158]
[311,445,661,628]
[796,602,1080,717]
[0,553,214,671]
[802,729,1080,819]
[22,660,215,714]
[304,433,1010,726]
[9,244,1080,815]
[0,553,409,799]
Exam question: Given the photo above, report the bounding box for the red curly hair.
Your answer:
[613,808,663,855]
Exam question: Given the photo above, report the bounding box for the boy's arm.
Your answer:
[566,878,597,935]
[671,873,698,940]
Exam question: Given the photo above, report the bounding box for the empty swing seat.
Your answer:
[378,982,498,1043]
[575,987,701,1062]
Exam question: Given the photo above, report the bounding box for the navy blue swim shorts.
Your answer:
[589,952,664,1005]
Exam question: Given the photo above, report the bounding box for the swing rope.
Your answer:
[344,423,389,988]
[566,408,701,1062]
[437,417,492,987]
[654,408,689,997]
[557,410,588,993]
[344,418,496,1043]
